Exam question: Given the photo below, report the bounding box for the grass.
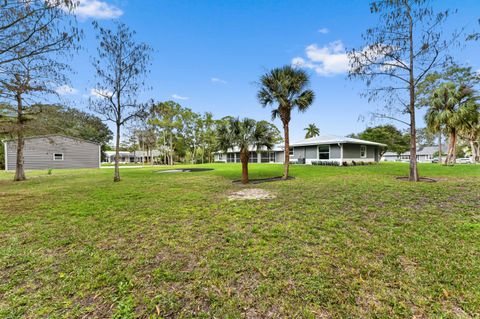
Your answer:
[0,163,479,318]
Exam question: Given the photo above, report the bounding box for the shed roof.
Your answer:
[2,134,101,146]
[383,145,444,156]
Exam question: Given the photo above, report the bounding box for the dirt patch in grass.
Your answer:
[232,176,295,184]
[395,176,437,182]
[156,168,214,173]
[228,188,276,201]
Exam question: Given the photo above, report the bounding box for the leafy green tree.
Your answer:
[257,66,315,179]
[217,118,278,184]
[416,127,438,147]
[356,125,409,157]
[304,123,320,138]
[149,101,183,165]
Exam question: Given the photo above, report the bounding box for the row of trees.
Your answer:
[1,0,478,183]
[124,102,230,165]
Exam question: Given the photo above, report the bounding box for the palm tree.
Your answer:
[304,123,320,138]
[257,66,315,179]
[426,83,477,165]
[217,117,277,184]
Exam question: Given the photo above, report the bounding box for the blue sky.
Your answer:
[57,0,480,141]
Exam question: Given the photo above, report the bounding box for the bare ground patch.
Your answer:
[228,188,276,201]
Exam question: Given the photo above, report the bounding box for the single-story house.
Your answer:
[104,150,163,163]
[214,134,386,165]
[3,135,100,171]
[382,145,444,163]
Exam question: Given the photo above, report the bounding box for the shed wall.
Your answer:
[5,136,100,171]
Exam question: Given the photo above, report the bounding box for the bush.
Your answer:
[311,160,340,166]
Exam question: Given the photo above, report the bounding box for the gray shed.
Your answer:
[3,135,101,171]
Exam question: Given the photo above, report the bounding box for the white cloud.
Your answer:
[292,40,349,76]
[90,88,113,98]
[55,85,78,95]
[73,0,123,19]
[172,94,189,100]
[318,28,329,34]
[211,77,227,84]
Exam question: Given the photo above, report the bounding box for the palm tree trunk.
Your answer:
[240,150,249,184]
[283,123,290,179]
[469,140,478,163]
[438,133,442,165]
[446,131,455,165]
[451,129,457,165]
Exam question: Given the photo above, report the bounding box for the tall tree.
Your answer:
[457,102,480,163]
[355,125,409,157]
[348,0,457,181]
[425,83,477,164]
[217,118,277,184]
[0,0,79,66]
[304,123,320,138]
[257,66,315,179]
[90,21,152,182]
[0,55,71,181]
[418,64,480,163]
[149,101,183,165]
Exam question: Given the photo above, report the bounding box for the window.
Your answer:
[289,147,294,157]
[360,145,367,158]
[53,153,64,161]
[318,145,329,160]
[249,151,258,163]
[218,154,223,160]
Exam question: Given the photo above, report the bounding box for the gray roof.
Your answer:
[288,134,387,147]
[2,134,100,145]
[384,145,444,156]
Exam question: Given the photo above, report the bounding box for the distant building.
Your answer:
[215,134,386,165]
[382,145,444,162]
[104,150,163,163]
[3,135,100,171]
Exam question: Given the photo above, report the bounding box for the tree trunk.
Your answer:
[282,122,290,180]
[114,122,121,182]
[169,133,173,165]
[14,131,26,181]
[407,6,419,182]
[445,131,455,165]
[438,133,442,164]
[451,129,457,165]
[469,140,478,163]
[14,93,26,182]
[240,150,249,184]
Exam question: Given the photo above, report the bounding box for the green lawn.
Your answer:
[0,163,479,318]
